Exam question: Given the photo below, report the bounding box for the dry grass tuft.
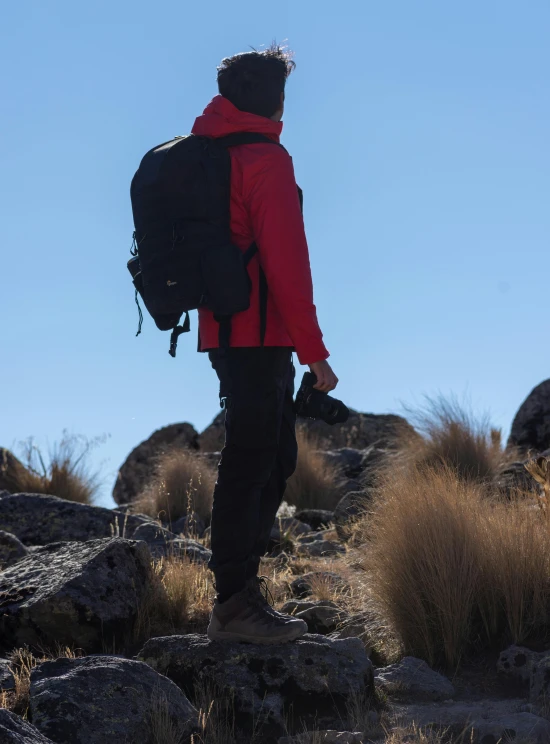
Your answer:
[284,431,340,511]
[401,395,507,484]
[149,685,193,744]
[9,433,103,504]
[191,680,236,744]
[358,463,550,668]
[384,723,453,743]
[136,449,216,523]
[133,555,213,645]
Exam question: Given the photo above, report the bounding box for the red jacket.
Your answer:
[191,95,329,366]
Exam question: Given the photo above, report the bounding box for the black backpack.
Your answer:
[128,132,279,357]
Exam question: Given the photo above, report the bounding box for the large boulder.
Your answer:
[0,709,54,743]
[138,633,373,738]
[200,409,415,453]
[0,492,152,546]
[0,530,28,567]
[0,538,150,652]
[113,422,199,505]
[389,699,550,744]
[508,380,550,454]
[0,448,29,494]
[30,655,198,744]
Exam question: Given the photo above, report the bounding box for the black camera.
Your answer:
[294,372,349,425]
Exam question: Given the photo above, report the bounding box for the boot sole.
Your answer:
[207,624,307,644]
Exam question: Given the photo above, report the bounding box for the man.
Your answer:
[192,45,338,643]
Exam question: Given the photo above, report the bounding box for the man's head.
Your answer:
[217,43,295,121]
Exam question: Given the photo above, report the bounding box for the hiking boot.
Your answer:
[245,576,296,623]
[207,587,307,644]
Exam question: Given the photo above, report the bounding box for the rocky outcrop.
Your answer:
[0,448,29,494]
[508,380,550,454]
[113,422,199,505]
[0,492,152,546]
[200,409,415,453]
[0,530,28,567]
[138,633,373,738]
[30,655,198,744]
[333,491,371,541]
[390,699,550,744]
[374,656,455,702]
[0,709,54,743]
[0,538,150,652]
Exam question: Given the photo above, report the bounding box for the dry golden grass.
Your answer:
[136,449,216,523]
[8,434,102,504]
[149,684,194,744]
[401,396,508,484]
[284,431,340,511]
[133,555,214,646]
[357,463,550,668]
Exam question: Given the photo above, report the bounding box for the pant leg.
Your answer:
[246,359,297,579]
[208,347,294,599]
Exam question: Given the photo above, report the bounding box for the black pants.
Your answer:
[208,347,298,599]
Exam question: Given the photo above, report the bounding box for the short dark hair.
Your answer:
[217,43,295,118]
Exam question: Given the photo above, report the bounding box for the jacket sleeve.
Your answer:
[243,146,329,365]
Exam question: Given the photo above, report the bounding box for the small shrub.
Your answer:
[136,449,216,523]
[402,395,507,483]
[284,431,340,511]
[10,433,103,504]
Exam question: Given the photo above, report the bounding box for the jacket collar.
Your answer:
[191,95,282,142]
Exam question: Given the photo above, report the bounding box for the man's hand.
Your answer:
[309,360,339,393]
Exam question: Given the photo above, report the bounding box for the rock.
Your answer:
[169,512,206,537]
[278,732,364,744]
[334,491,371,541]
[497,645,540,685]
[375,656,455,702]
[297,410,415,451]
[0,709,54,743]
[138,633,373,738]
[530,653,550,702]
[199,411,226,452]
[30,655,198,744]
[281,599,347,634]
[0,538,150,652]
[390,699,550,744]
[271,517,313,544]
[290,572,351,599]
[328,613,372,646]
[294,509,334,530]
[0,492,151,546]
[494,460,538,496]
[202,409,415,453]
[0,530,28,567]
[509,380,550,454]
[0,448,30,494]
[113,422,199,505]
[322,448,365,478]
[0,658,15,689]
[131,521,211,563]
[296,539,346,558]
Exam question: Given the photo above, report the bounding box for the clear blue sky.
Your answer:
[1,1,549,508]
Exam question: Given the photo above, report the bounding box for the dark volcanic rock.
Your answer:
[508,380,550,454]
[30,655,198,744]
[113,422,199,505]
[0,658,15,689]
[290,571,350,599]
[0,448,30,494]
[0,538,150,652]
[334,490,372,540]
[0,492,152,546]
[0,709,54,743]
[131,521,212,563]
[0,530,28,567]
[138,633,373,738]
[294,509,334,530]
[201,409,415,453]
[375,657,455,702]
